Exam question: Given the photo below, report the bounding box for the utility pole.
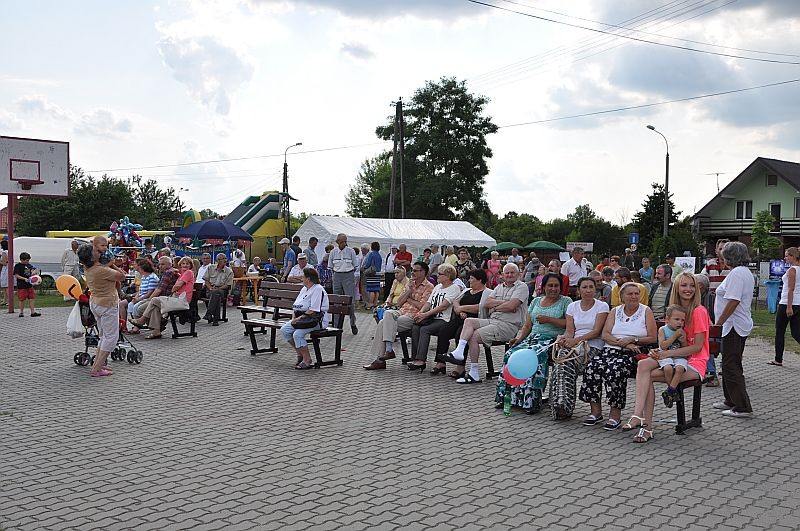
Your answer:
[283,142,302,238]
[397,98,405,219]
[388,102,397,219]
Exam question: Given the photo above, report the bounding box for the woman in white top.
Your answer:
[408,263,462,372]
[579,282,657,430]
[281,268,329,370]
[771,246,800,366]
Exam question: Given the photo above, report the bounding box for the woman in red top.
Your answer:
[626,272,710,442]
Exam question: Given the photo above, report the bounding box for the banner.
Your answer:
[675,256,696,273]
[566,242,593,252]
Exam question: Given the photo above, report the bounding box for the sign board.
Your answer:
[0,136,70,197]
[629,232,639,244]
[675,256,696,273]
[630,243,637,252]
[559,252,571,262]
[566,242,593,252]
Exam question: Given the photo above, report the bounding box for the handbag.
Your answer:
[294,311,323,329]
[363,252,377,276]
[159,292,189,316]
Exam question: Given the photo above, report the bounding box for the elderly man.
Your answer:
[60,240,81,300]
[195,253,213,291]
[446,263,528,383]
[383,244,399,300]
[648,264,673,320]
[203,253,233,326]
[279,237,296,281]
[330,233,359,334]
[561,246,590,298]
[130,256,179,335]
[394,244,413,271]
[303,236,319,266]
[507,247,523,266]
[287,253,313,283]
[363,262,434,370]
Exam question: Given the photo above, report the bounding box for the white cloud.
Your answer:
[254,0,481,20]
[0,109,23,130]
[74,108,134,138]
[340,41,374,60]
[16,95,71,120]
[157,33,255,115]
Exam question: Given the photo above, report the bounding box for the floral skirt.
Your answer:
[494,335,553,413]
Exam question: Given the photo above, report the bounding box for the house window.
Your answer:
[766,174,778,186]
[735,200,753,220]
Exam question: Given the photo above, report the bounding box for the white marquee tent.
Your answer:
[294,216,496,253]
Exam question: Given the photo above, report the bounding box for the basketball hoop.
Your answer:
[17,180,39,191]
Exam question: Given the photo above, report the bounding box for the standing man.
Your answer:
[330,233,359,334]
[623,248,635,270]
[384,244,398,300]
[290,236,303,259]
[394,244,413,272]
[203,253,233,326]
[279,238,296,281]
[429,244,444,277]
[60,240,81,300]
[648,264,673,320]
[507,248,524,266]
[303,237,319,266]
[561,246,590,299]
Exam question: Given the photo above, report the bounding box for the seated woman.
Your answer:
[281,267,329,370]
[120,258,159,333]
[433,268,492,378]
[579,282,657,430]
[626,272,709,442]
[407,263,463,373]
[552,276,609,418]
[247,257,262,275]
[383,266,409,308]
[494,273,571,414]
[130,256,195,339]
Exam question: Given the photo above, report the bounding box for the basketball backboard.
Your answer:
[0,136,70,197]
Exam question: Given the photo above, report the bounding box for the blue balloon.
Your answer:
[506,348,539,380]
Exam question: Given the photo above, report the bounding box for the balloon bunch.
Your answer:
[108,216,144,251]
[502,345,545,386]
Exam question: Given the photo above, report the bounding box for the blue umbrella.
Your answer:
[174,219,253,242]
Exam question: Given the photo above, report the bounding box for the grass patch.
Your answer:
[29,292,74,308]
[751,305,799,355]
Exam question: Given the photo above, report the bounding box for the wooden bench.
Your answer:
[397,329,507,379]
[638,322,722,434]
[241,287,352,368]
[167,286,200,339]
[196,285,229,323]
[237,281,300,334]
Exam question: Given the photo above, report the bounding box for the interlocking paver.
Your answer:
[1,307,799,529]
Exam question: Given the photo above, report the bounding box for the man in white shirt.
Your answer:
[384,244,398,300]
[60,240,81,300]
[330,233,359,334]
[561,246,590,298]
[507,247,524,266]
[196,252,213,291]
[287,254,314,283]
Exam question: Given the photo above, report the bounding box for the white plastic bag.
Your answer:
[66,302,84,339]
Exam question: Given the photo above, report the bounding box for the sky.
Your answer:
[1,0,799,227]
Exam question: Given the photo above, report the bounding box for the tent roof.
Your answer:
[294,216,496,252]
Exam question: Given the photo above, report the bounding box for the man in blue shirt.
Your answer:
[280,238,296,281]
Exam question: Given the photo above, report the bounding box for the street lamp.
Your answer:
[646,125,670,238]
[283,142,303,238]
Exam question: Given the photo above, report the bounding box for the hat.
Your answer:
[279,237,290,245]
[665,253,675,258]
[297,253,308,259]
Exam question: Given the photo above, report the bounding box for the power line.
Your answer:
[497,78,800,129]
[495,0,798,58]
[86,141,389,173]
[466,0,800,65]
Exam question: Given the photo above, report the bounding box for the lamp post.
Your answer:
[646,125,670,238]
[283,142,302,238]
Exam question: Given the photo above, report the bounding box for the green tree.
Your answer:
[199,208,219,220]
[631,183,680,255]
[647,217,702,264]
[370,77,498,220]
[345,153,392,218]
[564,204,628,255]
[129,176,184,229]
[751,210,782,260]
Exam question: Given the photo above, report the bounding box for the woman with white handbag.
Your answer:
[132,257,195,339]
[551,277,609,419]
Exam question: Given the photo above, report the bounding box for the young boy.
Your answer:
[14,252,41,317]
[658,305,687,407]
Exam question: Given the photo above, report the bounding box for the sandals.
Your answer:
[90,369,112,377]
[444,353,467,366]
[295,361,315,370]
[582,414,604,426]
[633,426,654,443]
[622,415,645,431]
[456,374,481,384]
[603,419,622,431]
[767,361,783,366]
[144,334,162,340]
[662,389,675,408]
[449,370,465,379]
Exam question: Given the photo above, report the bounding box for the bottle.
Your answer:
[503,391,512,416]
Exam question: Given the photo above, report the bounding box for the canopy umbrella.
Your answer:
[523,240,566,252]
[481,241,523,256]
[174,219,254,243]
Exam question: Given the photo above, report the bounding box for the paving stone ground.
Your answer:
[1,305,799,530]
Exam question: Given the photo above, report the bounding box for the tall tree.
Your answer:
[751,210,782,260]
[369,77,498,220]
[631,183,680,254]
[345,153,392,218]
[199,208,219,220]
[129,176,184,229]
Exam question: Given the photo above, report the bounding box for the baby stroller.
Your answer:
[72,290,143,366]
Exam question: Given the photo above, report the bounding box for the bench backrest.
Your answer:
[263,288,352,320]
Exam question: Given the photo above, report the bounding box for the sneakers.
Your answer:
[712,401,732,410]
[721,409,753,418]
[31,312,41,317]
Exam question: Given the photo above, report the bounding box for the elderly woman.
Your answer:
[552,276,609,419]
[713,241,755,417]
[486,251,502,288]
[78,240,126,377]
[281,267,329,370]
[579,281,657,430]
[772,246,800,367]
[434,268,492,378]
[407,263,463,372]
[494,273,571,414]
[384,265,409,307]
[626,272,710,441]
[132,256,195,339]
[454,247,476,284]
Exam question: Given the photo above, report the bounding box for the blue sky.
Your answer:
[1,0,798,225]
